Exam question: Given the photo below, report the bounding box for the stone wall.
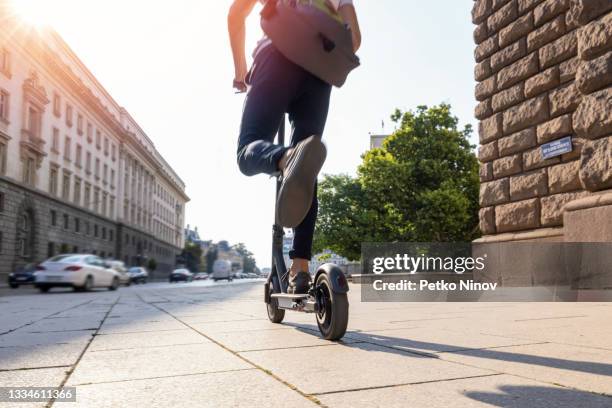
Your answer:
[473,0,612,239]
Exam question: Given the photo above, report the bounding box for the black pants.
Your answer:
[237,45,332,261]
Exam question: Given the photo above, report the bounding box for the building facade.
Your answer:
[0,9,189,282]
[472,0,611,282]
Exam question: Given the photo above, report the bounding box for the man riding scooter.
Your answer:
[228,0,361,294]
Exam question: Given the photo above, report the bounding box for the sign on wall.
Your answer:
[541,136,573,160]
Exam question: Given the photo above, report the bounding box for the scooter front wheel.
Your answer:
[267,285,285,324]
[315,273,348,340]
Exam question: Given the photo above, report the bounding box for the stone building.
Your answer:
[0,8,189,281]
[472,0,611,282]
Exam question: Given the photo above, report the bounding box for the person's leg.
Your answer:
[286,75,332,284]
[236,46,301,176]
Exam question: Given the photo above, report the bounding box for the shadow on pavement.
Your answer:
[286,323,612,378]
[464,385,612,407]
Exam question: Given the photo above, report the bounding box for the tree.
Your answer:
[233,243,257,273]
[205,244,218,274]
[147,258,157,272]
[180,241,203,272]
[314,104,480,260]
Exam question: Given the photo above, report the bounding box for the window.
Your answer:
[111,170,115,187]
[85,221,90,235]
[0,191,4,212]
[111,144,116,161]
[75,144,82,167]
[65,104,73,127]
[49,166,58,196]
[23,157,35,186]
[73,177,81,205]
[104,137,109,155]
[62,171,70,200]
[52,128,60,152]
[102,227,107,240]
[86,151,91,173]
[94,224,99,237]
[64,136,71,161]
[27,106,41,138]
[84,183,91,208]
[63,213,69,229]
[109,230,114,242]
[47,242,55,258]
[93,188,100,213]
[95,158,100,178]
[102,193,107,216]
[74,217,80,233]
[103,164,108,183]
[0,89,9,122]
[86,123,93,142]
[96,130,101,149]
[0,48,10,76]
[0,141,6,175]
[77,114,83,135]
[53,93,61,117]
[50,210,57,226]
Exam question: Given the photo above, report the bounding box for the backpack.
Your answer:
[261,0,360,87]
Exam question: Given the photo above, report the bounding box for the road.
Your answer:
[0,280,611,407]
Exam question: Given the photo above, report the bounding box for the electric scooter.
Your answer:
[264,117,350,341]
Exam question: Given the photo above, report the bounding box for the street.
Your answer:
[1,281,611,407]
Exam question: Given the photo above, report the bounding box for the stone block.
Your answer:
[534,0,570,26]
[480,161,494,182]
[576,51,612,94]
[475,59,493,81]
[519,0,545,14]
[476,75,498,101]
[525,66,560,97]
[480,206,496,234]
[491,39,528,71]
[536,114,573,144]
[510,169,548,200]
[474,22,489,45]
[492,83,525,111]
[577,10,612,60]
[528,15,567,51]
[570,0,612,25]
[579,136,612,191]
[559,57,580,82]
[500,12,535,47]
[479,113,504,143]
[480,178,510,206]
[494,154,523,177]
[549,83,582,116]
[548,160,582,193]
[497,52,540,89]
[573,87,612,139]
[541,191,587,225]
[476,36,499,62]
[473,0,493,24]
[498,128,537,155]
[496,198,541,232]
[523,146,562,170]
[479,140,500,162]
[539,31,578,68]
[475,99,494,120]
[503,95,549,134]
[489,0,519,33]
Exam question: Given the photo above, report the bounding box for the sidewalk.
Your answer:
[1,282,611,407]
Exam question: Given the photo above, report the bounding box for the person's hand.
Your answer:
[233,78,247,93]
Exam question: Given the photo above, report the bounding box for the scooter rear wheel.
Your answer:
[267,285,285,324]
[315,273,348,340]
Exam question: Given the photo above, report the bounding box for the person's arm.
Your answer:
[228,0,258,92]
[338,3,361,53]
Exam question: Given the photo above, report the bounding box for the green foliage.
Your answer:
[314,104,480,261]
[233,243,257,273]
[181,241,203,272]
[147,258,157,271]
[205,244,218,274]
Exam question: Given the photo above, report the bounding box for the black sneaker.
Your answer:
[288,271,312,294]
[276,135,326,228]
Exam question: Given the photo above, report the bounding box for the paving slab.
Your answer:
[56,369,315,408]
[97,319,186,334]
[439,342,612,396]
[89,329,211,351]
[67,342,251,385]
[241,341,493,395]
[0,343,84,370]
[0,330,93,348]
[317,374,612,408]
[0,367,69,408]
[189,319,293,334]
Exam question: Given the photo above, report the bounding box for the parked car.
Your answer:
[169,269,193,283]
[8,264,37,288]
[212,260,233,282]
[128,267,148,284]
[193,273,209,281]
[106,260,131,286]
[34,254,120,293]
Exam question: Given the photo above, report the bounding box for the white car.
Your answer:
[35,254,120,293]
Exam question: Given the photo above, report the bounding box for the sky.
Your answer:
[13,0,478,267]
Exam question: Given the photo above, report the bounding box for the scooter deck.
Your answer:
[271,293,309,300]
